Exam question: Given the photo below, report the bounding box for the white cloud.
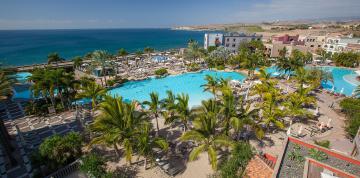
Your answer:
[233,0,360,22]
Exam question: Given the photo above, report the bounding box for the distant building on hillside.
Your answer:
[323,36,360,54]
[204,32,262,53]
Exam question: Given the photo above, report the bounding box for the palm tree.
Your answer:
[180,110,233,170]
[294,67,311,93]
[219,86,237,136]
[176,93,194,132]
[160,90,178,125]
[47,52,63,64]
[91,50,111,86]
[28,68,56,107]
[72,56,83,69]
[0,70,13,100]
[239,50,264,78]
[258,67,271,82]
[201,75,218,98]
[354,85,360,97]
[260,91,285,130]
[143,92,161,133]
[144,47,155,58]
[184,41,203,63]
[136,122,168,169]
[76,82,106,115]
[118,48,129,66]
[283,92,314,122]
[230,97,264,140]
[135,50,143,67]
[90,95,145,163]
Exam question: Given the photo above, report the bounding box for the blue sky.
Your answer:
[0,0,359,29]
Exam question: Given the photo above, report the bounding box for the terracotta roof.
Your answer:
[244,155,274,178]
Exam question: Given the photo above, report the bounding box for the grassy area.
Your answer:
[225,25,264,33]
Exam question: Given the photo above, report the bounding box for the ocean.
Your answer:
[0,28,207,66]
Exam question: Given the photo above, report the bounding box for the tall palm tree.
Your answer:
[184,41,203,63]
[160,90,178,125]
[180,110,233,170]
[283,92,314,122]
[72,56,83,69]
[143,92,161,133]
[201,75,218,98]
[144,47,155,58]
[219,86,237,136]
[258,67,271,82]
[118,48,129,66]
[294,67,311,93]
[91,50,111,85]
[230,97,264,140]
[76,82,106,115]
[136,122,168,169]
[176,93,194,132]
[135,50,143,67]
[47,52,63,64]
[28,68,56,106]
[90,95,145,163]
[260,91,285,130]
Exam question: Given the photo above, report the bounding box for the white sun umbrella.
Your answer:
[331,85,335,93]
[287,75,290,80]
[340,88,344,95]
[327,119,332,128]
[298,125,303,135]
[315,107,319,116]
[287,121,292,136]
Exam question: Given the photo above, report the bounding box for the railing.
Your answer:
[45,159,81,178]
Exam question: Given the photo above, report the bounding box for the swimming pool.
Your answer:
[108,70,246,107]
[152,56,168,62]
[310,66,357,96]
[263,66,358,96]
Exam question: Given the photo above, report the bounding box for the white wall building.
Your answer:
[323,36,360,54]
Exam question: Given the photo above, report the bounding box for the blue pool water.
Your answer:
[263,66,358,96]
[310,66,357,96]
[108,70,246,107]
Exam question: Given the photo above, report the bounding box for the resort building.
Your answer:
[204,32,262,53]
[323,36,360,54]
[265,43,308,58]
[223,32,262,53]
[272,34,304,45]
[204,33,223,50]
[272,137,360,178]
[301,35,326,53]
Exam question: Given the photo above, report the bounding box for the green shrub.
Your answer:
[340,98,360,137]
[80,153,107,178]
[39,132,83,170]
[106,79,115,86]
[216,65,225,70]
[219,142,253,178]
[309,148,328,161]
[187,63,201,71]
[288,144,304,163]
[314,140,330,148]
[154,68,168,76]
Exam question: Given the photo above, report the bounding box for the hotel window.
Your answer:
[226,38,229,42]
[226,44,229,47]
[310,45,314,47]
[318,45,321,47]
[232,44,236,47]
[233,38,236,42]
